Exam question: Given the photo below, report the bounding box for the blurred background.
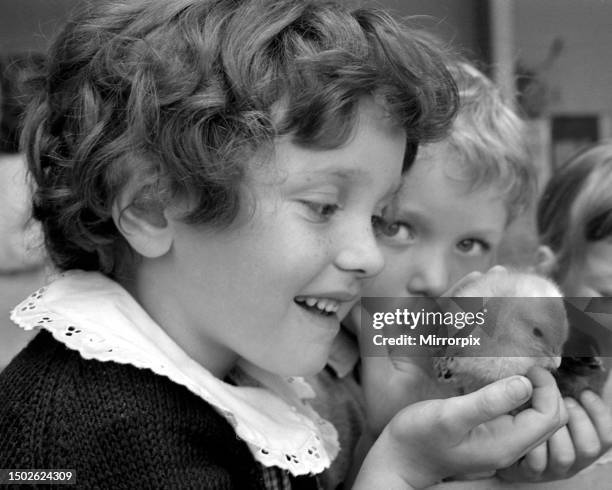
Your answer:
[3,0,611,172]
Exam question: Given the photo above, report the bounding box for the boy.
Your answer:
[352,61,612,484]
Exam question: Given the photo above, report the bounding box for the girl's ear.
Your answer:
[535,245,557,276]
[112,187,173,259]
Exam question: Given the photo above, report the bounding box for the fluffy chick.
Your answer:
[433,269,569,394]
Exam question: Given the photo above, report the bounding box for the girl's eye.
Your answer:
[301,201,340,222]
[456,238,490,256]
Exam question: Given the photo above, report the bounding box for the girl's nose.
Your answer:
[335,224,385,278]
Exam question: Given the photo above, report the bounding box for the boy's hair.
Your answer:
[537,142,612,279]
[437,61,535,223]
[23,0,458,277]
[0,53,45,154]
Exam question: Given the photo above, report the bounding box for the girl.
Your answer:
[532,141,612,489]
[538,142,612,390]
[538,142,612,299]
[0,1,568,488]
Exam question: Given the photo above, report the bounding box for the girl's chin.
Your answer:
[274,352,332,378]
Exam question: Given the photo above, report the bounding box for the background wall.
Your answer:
[366,0,489,61]
[515,0,612,115]
[0,0,488,60]
[0,0,78,52]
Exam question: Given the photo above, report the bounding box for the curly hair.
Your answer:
[537,142,612,280]
[438,61,535,223]
[23,0,458,277]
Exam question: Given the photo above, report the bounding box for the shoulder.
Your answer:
[0,331,266,489]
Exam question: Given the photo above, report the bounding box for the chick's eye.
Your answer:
[456,239,490,255]
[533,327,543,338]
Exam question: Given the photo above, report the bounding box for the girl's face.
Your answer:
[155,99,405,376]
[363,141,507,298]
[560,239,612,297]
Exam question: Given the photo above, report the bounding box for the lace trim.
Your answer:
[10,271,338,475]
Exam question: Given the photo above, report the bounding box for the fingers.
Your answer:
[546,425,576,476]
[566,395,603,463]
[523,441,548,476]
[580,390,612,450]
[497,427,576,482]
[497,393,610,483]
[502,367,567,459]
[520,367,568,426]
[451,375,532,430]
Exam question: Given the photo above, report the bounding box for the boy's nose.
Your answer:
[406,252,449,297]
[335,225,385,278]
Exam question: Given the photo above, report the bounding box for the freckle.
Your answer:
[319,236,331,248]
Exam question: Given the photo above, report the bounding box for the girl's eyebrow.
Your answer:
[459,227,502,237]
[329,168,366,180]
[303,167,372,186]
[295,167,400,199]
[296,168,364,183]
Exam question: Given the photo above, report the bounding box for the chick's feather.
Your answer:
[434,269,569,394]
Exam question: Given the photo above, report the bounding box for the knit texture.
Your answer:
[0,331,317,489]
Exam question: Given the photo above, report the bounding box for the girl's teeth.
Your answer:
[296,296,339,314]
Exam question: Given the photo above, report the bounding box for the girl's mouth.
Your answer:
[294,296,340,317]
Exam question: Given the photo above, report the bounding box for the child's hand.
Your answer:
[355,304,456,437]
[354,367,567,489]
[497,390,612,482]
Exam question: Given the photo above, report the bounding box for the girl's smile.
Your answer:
[131,98,406,377]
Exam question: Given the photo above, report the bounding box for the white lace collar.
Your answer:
[10,270,339,476]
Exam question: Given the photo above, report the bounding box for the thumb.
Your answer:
[452,376,533,429]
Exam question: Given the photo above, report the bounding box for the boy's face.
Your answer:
[364,141,508,298]
[160,99,405,376]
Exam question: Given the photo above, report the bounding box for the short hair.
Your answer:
[537,142,612,280]
[436,61,535,222]
[0,53,44,154]
[24,0,458,277]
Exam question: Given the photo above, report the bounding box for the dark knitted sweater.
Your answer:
[0,331,317,489]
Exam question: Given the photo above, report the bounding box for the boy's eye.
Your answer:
[456,238,490,256]
[371,215,389,235]
[374,217,416,243]
[301,201,340,222]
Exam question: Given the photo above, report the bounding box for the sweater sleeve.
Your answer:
[61,407,257,489]
[0,332,266,490]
